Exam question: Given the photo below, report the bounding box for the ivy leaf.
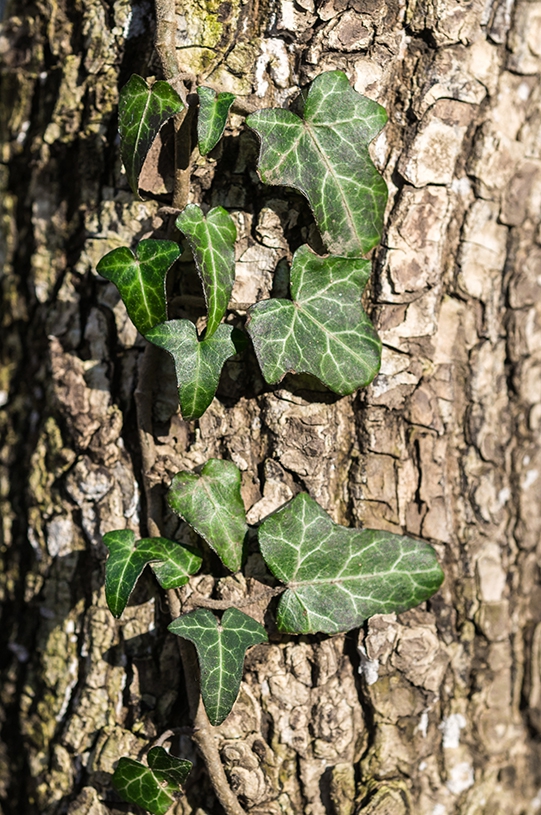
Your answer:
[150,543,202,590]
[147,747,192,787]
[246,70,388,257]
[258,493,444,635]
[112,757,175,815]
[146,320,238,421]
[246,245,381,394]
[119,74,184,195]
[175,205,237,338]
[103,530,202,618]
[197,86,236,155]
[168,608,267,725]
[167,459,247,572]
[96,240,181,336]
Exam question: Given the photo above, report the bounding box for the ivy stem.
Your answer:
[168,590,248,815]
[136,343,248,814]
[145,9,247,810]
[154,0,195,214]
[186,585,284,610]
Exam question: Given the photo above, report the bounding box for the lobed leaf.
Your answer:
[175,205,237,338]
[112,757,175,815]
[197,86,236,155]
[167,458,247,572]
[119,74,184,195]
[168,607,267,725]
[146,320,238,421]
[258,493,444,635]
[247,244,381,394]
[96,239,181,336]
[147,747,192,787]
[103,530,202,617]
[246,70,388,257]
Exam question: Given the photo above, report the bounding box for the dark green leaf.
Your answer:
[197,86,236,155]
[146,320,237,420]
[150,543,202,590]
[119,74,184,195]
[168,608,267,725]
[103,530,202,617]
[175,205,236,338]
[96,240,181,335]
[112,757,175,815]
[167,458,247,572]
[247,245,381,394]
[258,493,444,635]
[147,747,192,787]
[246,70,388,257]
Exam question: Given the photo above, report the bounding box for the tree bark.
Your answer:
[2,0,541,813]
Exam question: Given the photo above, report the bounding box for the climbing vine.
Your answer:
[96,68,444,814]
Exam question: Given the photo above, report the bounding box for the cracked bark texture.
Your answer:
[1,0,541,813]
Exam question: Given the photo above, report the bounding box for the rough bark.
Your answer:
[1,0,541,813]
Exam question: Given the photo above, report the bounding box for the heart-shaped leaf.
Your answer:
[112,757,176,815]
[175,205,237,338]
[258,493,444,634]
[197,86,236,155]
[146,320,238,421]
[246,70,388,257]
[96,240,181,335]
[168,607,267,725]
[119,74,184,195]
[147,747,192,787]
[167,458,247,572]
[247,245,381,394]
[103,530,202,618]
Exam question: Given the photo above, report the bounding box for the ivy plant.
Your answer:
[96,68,445,814]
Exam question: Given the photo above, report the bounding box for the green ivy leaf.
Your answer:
[167,458,247,572]
[246,70,388,257]
[168,608,267,725]
[258,493,444,635]
[175,205,237,338]
[197,86,236,155]
[119,74,184,195]
[103,530,202,618]
[147,747,192,787]
[246,245,381,394]
[150,543,203,590]
[96,240,181,336]
[146,320,238,421]
[112,757,175,815]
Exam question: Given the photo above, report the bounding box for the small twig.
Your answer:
[152,727,193,748]
[187,585,284,610]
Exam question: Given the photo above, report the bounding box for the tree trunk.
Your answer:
[2,0,541,813]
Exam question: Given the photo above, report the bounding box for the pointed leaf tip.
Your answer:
[119,74,184,195]
[197,86,236,155]
[246,70,388,257]
[146,320,237,420]
[96,239,180,335]
[168,607,267,725]
[103,530,201,617]
[167,458,247,572]
[175,205,237,338]
[258,493,444,634]
[247,244,381,394]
